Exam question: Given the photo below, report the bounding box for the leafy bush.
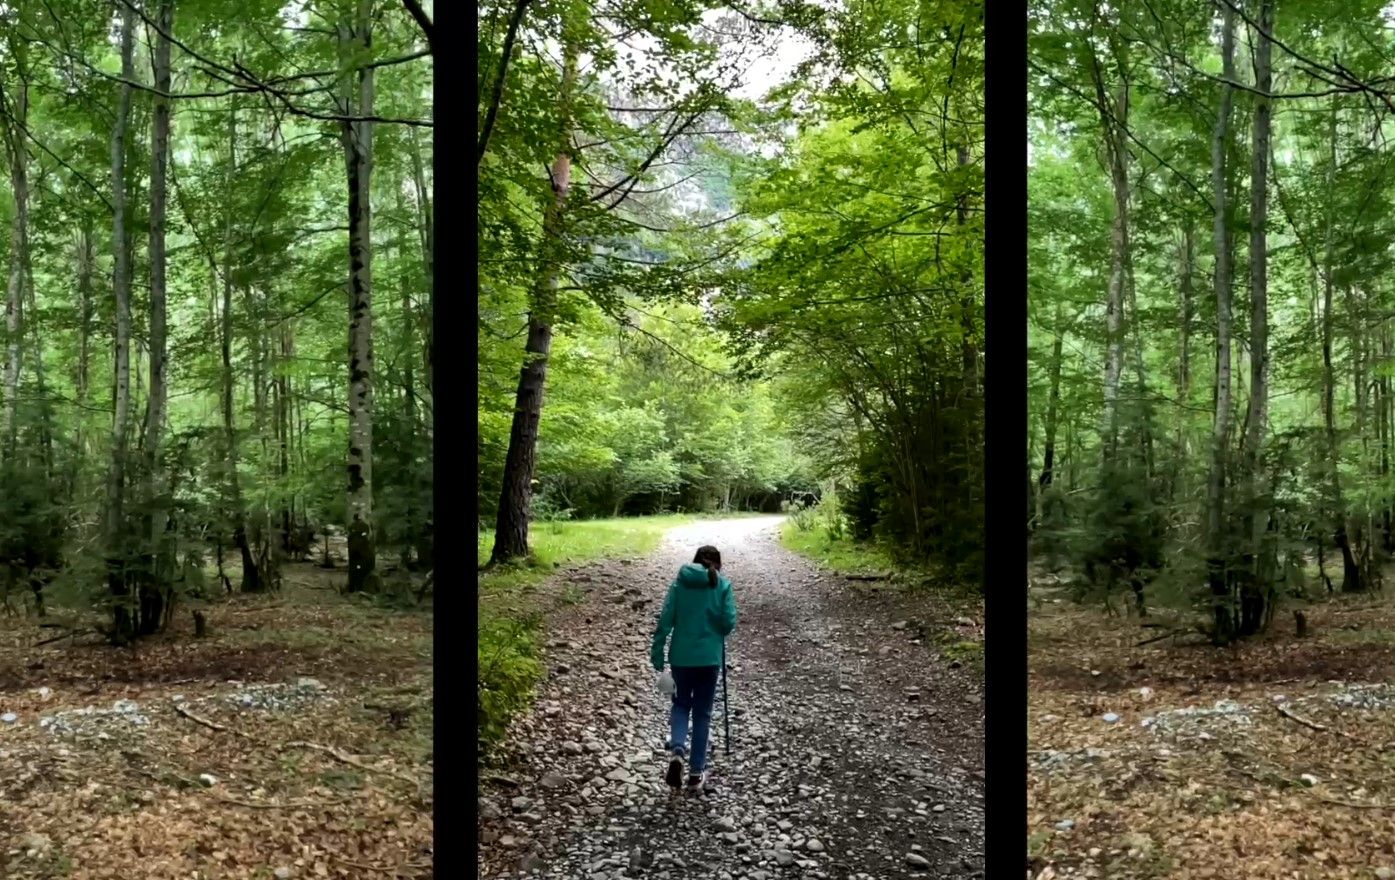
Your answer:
[477,612,544,752]
[817,496,848,541]
[791,505,817,532]
[531,492,575,524]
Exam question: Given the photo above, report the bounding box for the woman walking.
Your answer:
[650,545,737,792]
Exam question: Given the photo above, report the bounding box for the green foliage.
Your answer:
[781,514,899,576]
[1028,0,1395,633]
[478,298,814,523]
[719,0,986,584]
[477,612,545,752]
[0,1,433,630]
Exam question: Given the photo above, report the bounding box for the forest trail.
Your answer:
[478,516,984,879]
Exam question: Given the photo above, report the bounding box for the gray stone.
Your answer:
[905,853,931,870]
[540,771,568,789]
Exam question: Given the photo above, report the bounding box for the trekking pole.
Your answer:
[722,639,730,755]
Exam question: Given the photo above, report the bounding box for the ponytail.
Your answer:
[693,545,722,588]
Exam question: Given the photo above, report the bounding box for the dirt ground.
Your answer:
[478,516,985,879]
[0,563,433,880]
[1028,577,1395,880]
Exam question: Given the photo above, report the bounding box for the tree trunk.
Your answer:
[1037,306,1064,527]
[1092,64,1127,461]
[1382,325,1393,552]
[221,104,261,594]
[137,0,175,636]
[277,324,292,556]
[106,3,137,643]
[1178,228,1193,403]
[340,0,378,593]
[490,36,578,566]
[397,187,417,569]
[1238,0,1274,636]
[1,51,29,458]
[23,251,51,480]
[1320,100,1361,593]
[1170,226,1195,503]
[76,223,93,433]
[1348,285,1370,586]
[409,128,433,412]
[249,287,272,583]
[1205,4,1238,643]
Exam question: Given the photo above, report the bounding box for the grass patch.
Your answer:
[1326,626,1395,648]
[939,637,985,672]
[780,519,899,575]
[477,514,693,594]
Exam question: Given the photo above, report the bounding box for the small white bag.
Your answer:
[656,669,675,695]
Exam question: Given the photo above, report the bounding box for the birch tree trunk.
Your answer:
[409,128,433,411]
[1037,305,1064,530]
[1170,226,1194,503]
[1205,3,1238,643]
[340,0,378,592]
[220,104,261,593]
[1238,0,1274,635]
[1092,62,1127,462]
[106,2,137,642]
[76,223,93,432]
[1,45,29,458]
[137,0,175,635]
[1321,99,1361,593]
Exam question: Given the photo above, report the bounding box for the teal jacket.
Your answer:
[650,563,737,669]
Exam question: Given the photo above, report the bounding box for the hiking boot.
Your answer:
[665,755,684,789]
[685,770,707,793]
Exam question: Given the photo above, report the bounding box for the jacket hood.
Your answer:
[677,563,717,588]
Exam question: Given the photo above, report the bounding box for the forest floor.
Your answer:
[477,516,984,880]
[1028,577,1395,880]
[0,562,433,880]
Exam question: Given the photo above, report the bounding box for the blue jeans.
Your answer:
[667,665,719,773]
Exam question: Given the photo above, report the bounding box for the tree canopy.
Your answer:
[477,0,986,584]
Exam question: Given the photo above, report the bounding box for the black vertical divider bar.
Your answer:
[439,0,476,871]
[983,1,1028,877]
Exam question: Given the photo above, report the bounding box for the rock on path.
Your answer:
[478,517,985,878]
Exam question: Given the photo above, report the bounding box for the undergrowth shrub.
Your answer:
[477,611,544,753]
[791,505,817,532]
[814,493,848,541]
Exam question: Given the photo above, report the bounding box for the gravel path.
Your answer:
[478,516,985,879]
